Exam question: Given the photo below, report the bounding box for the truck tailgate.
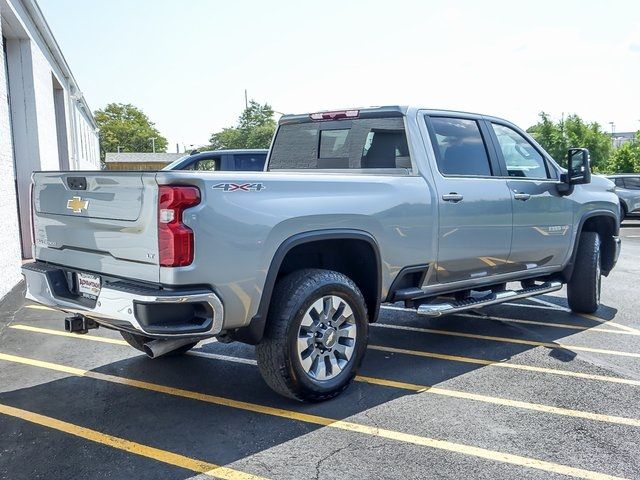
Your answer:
[32,172,160,283]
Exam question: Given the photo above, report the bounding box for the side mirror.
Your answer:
[566,148,591,185]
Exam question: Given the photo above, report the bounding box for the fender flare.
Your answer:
[231,229,382,345]
[562,210,619,281]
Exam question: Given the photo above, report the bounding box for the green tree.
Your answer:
[527,112,612,171]
[205,100,276,150]
[607,134,640,173]
[94,103,168,161]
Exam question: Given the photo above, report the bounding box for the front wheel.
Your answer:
[256,269,369,402]
[567,231,601,314]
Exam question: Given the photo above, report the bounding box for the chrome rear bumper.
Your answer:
[22,262,223,339]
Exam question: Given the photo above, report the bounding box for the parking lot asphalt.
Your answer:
[1,219,639,480]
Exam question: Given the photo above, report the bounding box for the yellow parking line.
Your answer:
[455,313,639,336]
[116,347,640,427]
[579,314,640,335]
[0,402,266,480]
[356,375,640,427]
[0,352,625,480]
[371,323,640,359]
[188,349,640,426]
[8,324,640,427]
[525,298,640,335]
[11,324,640,389]
[369,344,640,387]
[10,324,127,345]
[24,304,57,312]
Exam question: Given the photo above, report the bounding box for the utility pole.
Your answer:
[150,137,157,153]
[609,122,615,147]
[117,145,121,153]
[244,89,248,110]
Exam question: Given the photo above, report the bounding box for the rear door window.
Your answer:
[269,117,411,171]
[427,117,493,176]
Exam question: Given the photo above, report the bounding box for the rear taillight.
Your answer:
[158,185,200,267]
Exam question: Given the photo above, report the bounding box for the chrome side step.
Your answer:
[415,281,563,317]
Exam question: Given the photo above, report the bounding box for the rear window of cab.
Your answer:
[268,117,411,172]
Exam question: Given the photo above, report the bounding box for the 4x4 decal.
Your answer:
[212,183,266,192]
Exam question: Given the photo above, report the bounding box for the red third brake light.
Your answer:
[309,110,359,121]
[158,185,200,267]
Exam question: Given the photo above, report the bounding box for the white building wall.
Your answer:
[30,42,58,170]
[74,104,97,170]
[0,31,24,301]
[0,0,100,301]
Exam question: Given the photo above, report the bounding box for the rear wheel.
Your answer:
[256,269,368,402]
[567,231,601,314]
[620,204,627,224]
[119,331,197,356]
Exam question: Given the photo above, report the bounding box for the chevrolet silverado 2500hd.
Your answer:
[23,106,621,401]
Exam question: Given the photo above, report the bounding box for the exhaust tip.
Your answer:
[142,343,156,359]
[142,338,197,359]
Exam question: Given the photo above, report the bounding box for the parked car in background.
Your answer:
[164,149,268,171]
[606,174,640,221]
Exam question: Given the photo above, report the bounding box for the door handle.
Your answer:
[513,192,531,201]
[442,193,464,203]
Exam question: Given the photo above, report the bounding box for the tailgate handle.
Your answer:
[67,177,87,190]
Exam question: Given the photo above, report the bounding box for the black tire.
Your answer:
[256,268,369,402]
[120,331,197,356]
[567,231,601,314]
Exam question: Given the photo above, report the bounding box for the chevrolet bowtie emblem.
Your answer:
[66,196,88,213]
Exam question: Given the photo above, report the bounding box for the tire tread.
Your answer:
[567,231,601,313]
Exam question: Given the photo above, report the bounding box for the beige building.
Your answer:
[105,152,184,171]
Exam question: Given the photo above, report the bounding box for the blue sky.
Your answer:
[40,0,640,152]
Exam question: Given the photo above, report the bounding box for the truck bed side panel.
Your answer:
[154,171,436,330]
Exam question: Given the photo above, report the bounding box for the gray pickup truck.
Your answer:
[23,106,621,401]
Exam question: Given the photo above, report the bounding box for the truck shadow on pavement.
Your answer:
[0,293,628,479]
